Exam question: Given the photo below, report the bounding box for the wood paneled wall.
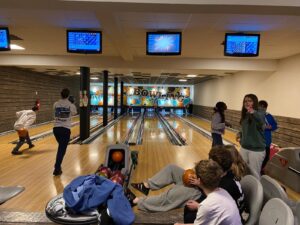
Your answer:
[193,104,300,148]
[0,67,79,133]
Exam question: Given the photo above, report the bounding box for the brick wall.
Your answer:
[193,104,300,148]
[0,67,79,132]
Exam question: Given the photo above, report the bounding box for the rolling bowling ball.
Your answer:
[111,151,124,163]
[182,169,196,187]
[97,166,112,178]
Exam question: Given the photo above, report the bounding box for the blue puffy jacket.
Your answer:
[63,175,135,225]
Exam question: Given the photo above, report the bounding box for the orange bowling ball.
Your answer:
[182,169,196,186]
[17,129,28,138]
[111,151,124,163]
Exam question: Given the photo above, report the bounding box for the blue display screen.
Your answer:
[67,31,101,53]
[147,32,181,55]
[0,28,10,51]
[225,34,260,56]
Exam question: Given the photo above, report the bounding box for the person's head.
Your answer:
[240,94,259,124]
[194,159,223,190]
[61,88,70,99]
[32,105,39,112]
[213,101,227,123]
[209,145,233,172]
[214,101,227,112]
[258,100,268,112]
[224,145,248,180]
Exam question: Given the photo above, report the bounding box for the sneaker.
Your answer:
[53,170,63,176]
[131,182,150,196]
[29,144,35,149]
[11,150,22,155]
[124,188,137,207]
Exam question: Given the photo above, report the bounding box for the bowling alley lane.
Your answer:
[164,114,213,146]
[0,115,132,212]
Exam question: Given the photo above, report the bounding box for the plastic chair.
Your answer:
[241,175,264,225]
[259,198,294,225]
[260,175,289,205]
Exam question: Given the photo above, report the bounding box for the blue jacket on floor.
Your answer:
[63,174,134,225]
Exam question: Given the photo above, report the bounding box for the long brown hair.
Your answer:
[240,94,259,125]
[225,145,248,181]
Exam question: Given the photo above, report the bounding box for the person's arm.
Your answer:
[70,103,77,116]
[266,114,278,131]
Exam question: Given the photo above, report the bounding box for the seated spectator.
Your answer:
[175,160,242,225]
[183,145,245,223]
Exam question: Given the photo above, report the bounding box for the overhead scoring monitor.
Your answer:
[224,33,260,57]
[67,30,102,54]
[0,27,10,51]
[146,32,181,55]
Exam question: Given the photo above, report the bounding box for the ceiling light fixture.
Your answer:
[76,72,81,75]
[179,79,187,82]
[187,74,197,78]
[10,44,25,50]
[91,77,99,80]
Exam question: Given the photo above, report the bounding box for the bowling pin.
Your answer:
[83,90,88,107]
[79,91,83,107]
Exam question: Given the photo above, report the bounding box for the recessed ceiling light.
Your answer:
[187,74,197,78]
[91,77,99,80]
[179,79,187,82]
[10,44,25,50]
[76,71,80,75]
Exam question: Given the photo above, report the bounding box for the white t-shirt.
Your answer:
[53,99,77,129]
[194,188,242,225]
[14,110,37,130]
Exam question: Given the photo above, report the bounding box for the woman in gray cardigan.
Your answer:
[211,101,228,146]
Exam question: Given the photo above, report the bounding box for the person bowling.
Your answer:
[12,105,39,155]
[53,88,77,176]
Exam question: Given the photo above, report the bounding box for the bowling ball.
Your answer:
[111,151,123,163]
[68,95,75,104]
[17,129,28,138]
[182,169,196,187]
[110,174,124,186]
[97,166,112,178]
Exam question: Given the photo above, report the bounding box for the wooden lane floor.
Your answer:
[0,116,133,212]
[130,115,212,200]
[0,115,103,153]
[0,114,106,144]
[185,115,240,146]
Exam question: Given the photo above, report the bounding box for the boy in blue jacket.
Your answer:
[258,100,278,171]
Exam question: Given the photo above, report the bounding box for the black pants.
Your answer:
[53,127,71,171]
[211,133,223,147]
[13,133,33,151]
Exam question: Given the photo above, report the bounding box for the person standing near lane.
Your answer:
[237,94,266,177]
[211,101,228,146]
[258,100,277,171]
[53,88,77,176]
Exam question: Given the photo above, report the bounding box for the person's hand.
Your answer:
[266,124,272,129]
[186,200,199,210]
[246,106,254,113]
[189,176,200,187]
